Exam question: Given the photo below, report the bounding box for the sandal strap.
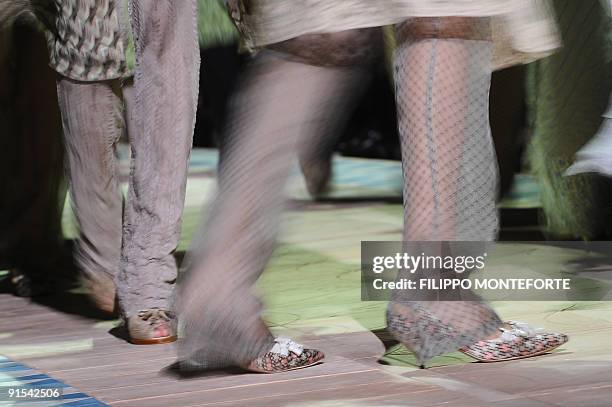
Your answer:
[506,320,545,336]
[269,337,304,357]
[137,309,172,322]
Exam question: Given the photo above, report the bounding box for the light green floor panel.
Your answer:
[2,149,612,405]
[60,149,607,375]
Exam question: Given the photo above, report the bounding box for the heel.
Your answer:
[386,304,457,367]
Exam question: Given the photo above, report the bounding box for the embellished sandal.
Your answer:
[127,308,177,345]
[459,321,568,362]
[246,337,325,373]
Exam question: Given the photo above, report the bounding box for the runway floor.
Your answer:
[1,149,611,406]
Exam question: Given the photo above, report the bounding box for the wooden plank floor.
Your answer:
[2,151,611,405]
[1,289,611,406]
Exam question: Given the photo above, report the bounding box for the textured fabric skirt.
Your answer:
[234,0,560,70]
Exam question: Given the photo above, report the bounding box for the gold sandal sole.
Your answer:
[130,335,177,345]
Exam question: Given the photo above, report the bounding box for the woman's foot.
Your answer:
[246,337,325,373]
[127,308,177,345]
[460,321,568,362]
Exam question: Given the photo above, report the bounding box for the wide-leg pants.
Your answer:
[56,0,200,317]
[178,48,370,369]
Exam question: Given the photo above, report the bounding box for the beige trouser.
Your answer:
[178,47,371,369]
[56,0,200,317]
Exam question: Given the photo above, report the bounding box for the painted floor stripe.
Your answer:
[0,355,107,406]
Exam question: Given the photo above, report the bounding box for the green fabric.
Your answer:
[197,0,238,49]
[120,0,135,73]
[120,0,238,73]
[527,0,612,239]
